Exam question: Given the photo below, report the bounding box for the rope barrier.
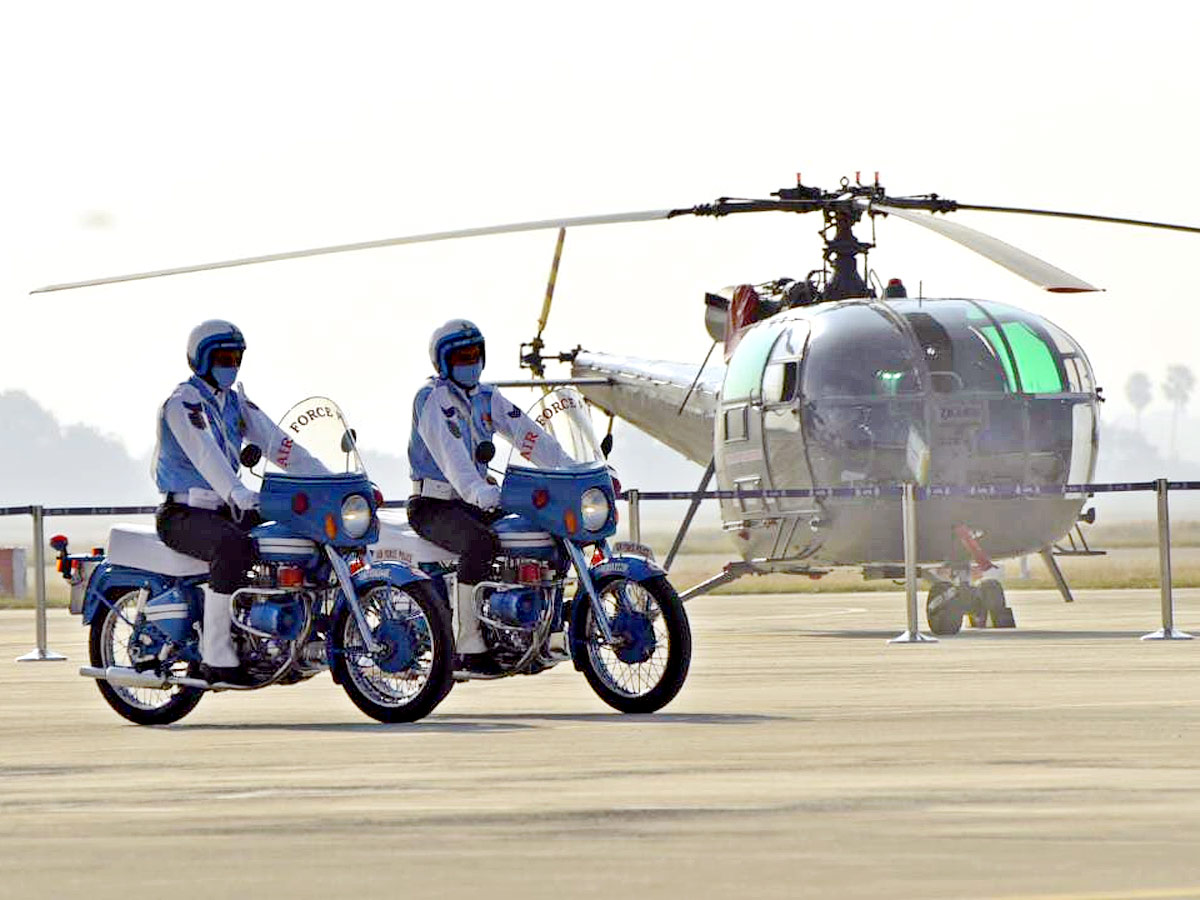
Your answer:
[4,478,1196,660]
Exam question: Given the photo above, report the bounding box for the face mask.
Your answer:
[451,362,483,388]
[211,366,239,390]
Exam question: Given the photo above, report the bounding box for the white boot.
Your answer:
[201,586,239,668]
[546,629,569,661]
[454,582,486,654]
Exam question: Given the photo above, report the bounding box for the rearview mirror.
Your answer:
[340,429,358,453]
[240,444,263,468]
[475,440,495,464]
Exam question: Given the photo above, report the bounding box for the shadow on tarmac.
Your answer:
[169,712,783,734]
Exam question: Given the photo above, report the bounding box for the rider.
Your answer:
[408,319,573,675]
[153,319,327,685]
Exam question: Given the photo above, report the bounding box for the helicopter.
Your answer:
[33,174,1200,635]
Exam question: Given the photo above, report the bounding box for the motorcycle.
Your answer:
[373,387,692,713]
[53,396,454,726]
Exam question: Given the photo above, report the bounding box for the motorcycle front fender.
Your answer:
[333,561,432,634]
[589,554,666,584]
[351,561,430,593]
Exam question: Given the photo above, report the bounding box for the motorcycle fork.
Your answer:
[563,542,616,644]
[324,546,382,654]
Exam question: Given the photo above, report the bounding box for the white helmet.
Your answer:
[429,319,485,379]
[187,319,246,378]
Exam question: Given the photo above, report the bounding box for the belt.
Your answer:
[411,478,456,501]
[164,489,225,511]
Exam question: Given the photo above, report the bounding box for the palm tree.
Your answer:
[1162,365,1195,461]
[1126,372,1152,429]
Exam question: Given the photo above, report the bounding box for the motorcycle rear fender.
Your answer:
[80,564,179,625]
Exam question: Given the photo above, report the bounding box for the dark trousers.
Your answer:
[407,496,502,584]
[156,503,260,594]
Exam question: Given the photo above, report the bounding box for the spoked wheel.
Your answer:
[332,581,454,723]
[926,582,964,636]
[88,589,204,726]
[571,575,691,714]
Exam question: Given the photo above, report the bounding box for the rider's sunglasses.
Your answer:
[448,345,482,365]
[211,348,244,367]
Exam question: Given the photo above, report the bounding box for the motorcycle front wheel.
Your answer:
[572,574,691,714]
[331,581,454,723]
[88,588,204,726]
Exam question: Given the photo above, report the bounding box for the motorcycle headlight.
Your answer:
[341,494,372,539]
[580,487,610,532]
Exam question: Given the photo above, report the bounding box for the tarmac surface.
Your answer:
[2,589,1200,900]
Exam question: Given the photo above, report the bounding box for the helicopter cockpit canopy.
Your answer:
[719,298,1098,493]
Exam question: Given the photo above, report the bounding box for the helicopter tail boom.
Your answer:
[570,351,720,466]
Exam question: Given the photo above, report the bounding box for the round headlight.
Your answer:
[341,494,372,539]
[580,487,610,532]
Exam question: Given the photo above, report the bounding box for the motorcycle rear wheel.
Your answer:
[572,574,691,714]
[332,581,454,723]
[88,588,204,726]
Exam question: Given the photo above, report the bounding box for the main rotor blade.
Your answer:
[872,203,1099,293]
[30,208,677,294]
[955,203,1200,235]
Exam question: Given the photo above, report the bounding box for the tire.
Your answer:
[332,580,454,723]
[571,574,691,714]
[88,589,204,726]
[926,583,964,636]
[979,580,1014,627]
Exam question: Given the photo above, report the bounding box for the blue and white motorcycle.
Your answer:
[373,387,692,713]
[54,397,454,726]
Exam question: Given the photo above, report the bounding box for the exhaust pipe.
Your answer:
[80,666,215,690]
[80,666,169,688]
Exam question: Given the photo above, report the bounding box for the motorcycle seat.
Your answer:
[372,510,460,566]
[107,525,210,577]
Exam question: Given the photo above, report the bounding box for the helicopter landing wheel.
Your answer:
[979,580,1015,628]
[926,583,964,636]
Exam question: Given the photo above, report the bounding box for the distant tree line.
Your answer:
[1125,365,1196,460]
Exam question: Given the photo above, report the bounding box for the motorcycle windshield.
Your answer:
[274,396,367,475]
[506,387,605,470]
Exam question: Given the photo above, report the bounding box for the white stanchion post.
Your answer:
[1142,478,1192,641]
[890,482,937,644]
[16,505,67,662]
[627,489,641,545]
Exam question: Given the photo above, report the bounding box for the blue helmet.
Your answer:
[187,319,246,378]
[429,319,485,379]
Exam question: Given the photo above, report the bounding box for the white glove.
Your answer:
[473,483,502,511]
[229,484,261,513]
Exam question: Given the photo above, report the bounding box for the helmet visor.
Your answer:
[210,348,244,368]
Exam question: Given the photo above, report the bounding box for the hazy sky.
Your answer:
[4,0,1200,466]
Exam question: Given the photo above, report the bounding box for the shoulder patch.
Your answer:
[447,420,462,439]
[507,404,522,419]
[187,408,207,430]
[442,405,457,418]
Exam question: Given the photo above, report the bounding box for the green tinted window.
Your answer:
[981,322,1063,393]
[723,324,782,402]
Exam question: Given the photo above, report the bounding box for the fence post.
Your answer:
[16,505,67,662]
[890,482,936,644]
[626,489,641,545]
[1142,478,1192,641]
